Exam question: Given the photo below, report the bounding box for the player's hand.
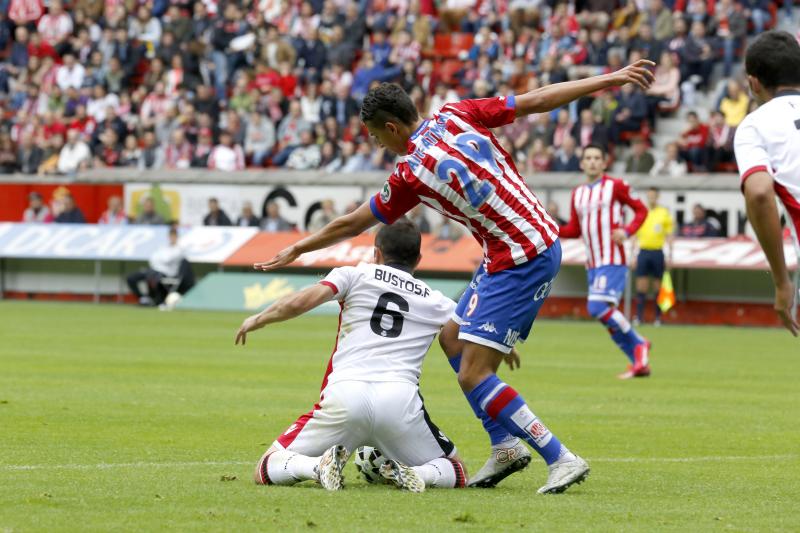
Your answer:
[611,228,627,244]
[235,315,261,346]
[610,59,656,91]
[774,280,799,337]
[504,348,521,371]
[254,245,300,271]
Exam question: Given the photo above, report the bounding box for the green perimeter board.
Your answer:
[177,272,470,313]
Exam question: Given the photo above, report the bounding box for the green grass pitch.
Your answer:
[1,301,798,532]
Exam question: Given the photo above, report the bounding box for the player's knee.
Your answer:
[254,451,274,485]
[587,300,610,319]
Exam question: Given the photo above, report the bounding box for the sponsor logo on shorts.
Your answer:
[504,329,520,346]
[478,322,498,334]
[534,279,554,301]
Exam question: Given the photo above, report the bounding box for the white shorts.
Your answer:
[272,380,457,466]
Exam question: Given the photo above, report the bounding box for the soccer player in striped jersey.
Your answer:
[256,59,655,493]
[735,31,800,336]
[559,144,652,379]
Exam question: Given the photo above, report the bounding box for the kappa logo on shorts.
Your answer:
[478,322,498,334]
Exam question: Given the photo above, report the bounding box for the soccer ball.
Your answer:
[354,446,388,484]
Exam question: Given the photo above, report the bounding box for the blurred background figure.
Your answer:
[98,196,128,224]
[261,201,293,233]
[203,197,232,226]
[126,226,192,306]
[53,193,86,223]
[22,192,50,223]
[236,202,261,227]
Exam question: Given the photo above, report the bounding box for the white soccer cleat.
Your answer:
[468,439,532,488]
[379,459,426,493]
[317,445,348,491]
[537,455,590,494]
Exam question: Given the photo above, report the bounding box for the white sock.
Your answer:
[412,457,464,488]
[554,446,577,464]
[265,450,320,485]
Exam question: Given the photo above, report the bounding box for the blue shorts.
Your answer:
[587,265,628,305]
[454,241,562,354]
[636,249,665,279]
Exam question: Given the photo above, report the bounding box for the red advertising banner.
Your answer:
[0,183,125,223]
[224,232,797,272]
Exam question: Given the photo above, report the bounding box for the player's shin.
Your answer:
[449,354,514,446]
[466,374,575,466]
[412,457,467,488]
[259,449,320,485]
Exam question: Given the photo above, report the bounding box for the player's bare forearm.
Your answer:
[254,202,378,271]
[235,284,335,345]
[744,173,792,286]
[514,60,655,117]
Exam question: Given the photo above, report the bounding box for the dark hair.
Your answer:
[648,186,660,193]
[375,218,422,268]
[687,111,698,119]
[746,31,800,90]
[581,143,606,158]
[360,83,419,126]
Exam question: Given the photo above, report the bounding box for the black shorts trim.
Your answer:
[417,392,456,456]
[636,249,665,279]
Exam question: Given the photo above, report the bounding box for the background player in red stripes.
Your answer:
[256,59,656,493]
[559,144,652,379]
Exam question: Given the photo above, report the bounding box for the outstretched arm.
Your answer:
[558,193,582,239]
[235,283,336,345]
[744,171,798,336]
[514,60,655,117]
[254,201,378,271]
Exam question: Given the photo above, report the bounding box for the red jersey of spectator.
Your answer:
[681,123,709,150]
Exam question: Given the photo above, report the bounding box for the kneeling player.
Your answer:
[235,220,467,492]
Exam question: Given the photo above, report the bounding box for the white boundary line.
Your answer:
[1,454,796,471]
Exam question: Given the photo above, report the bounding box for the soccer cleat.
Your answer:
[468,439,532,488]
[317,445,348,491]
[633,340,651,371]
[617,363,652,379]
[379,459,425,493]
[537,456,590,494]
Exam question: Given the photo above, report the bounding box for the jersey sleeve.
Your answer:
[430,292,458,326]
[321,266,360,301]
[448,95,517,129]
[558,189,582,238]
[615,180,648,236]
[733,118,772,187]
[370,166,420,225]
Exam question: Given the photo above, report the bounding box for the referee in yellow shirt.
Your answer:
[633,187,674,326]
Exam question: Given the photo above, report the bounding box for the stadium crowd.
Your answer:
[0,0,790,177]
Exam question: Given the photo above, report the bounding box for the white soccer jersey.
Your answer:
[734,91,800,240]
[318,262,456,386]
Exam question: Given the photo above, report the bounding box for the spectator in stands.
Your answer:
[163,129,194,170]
[647,0,674,41]
[94,129,121,168]
[571,109,609,149]
[711,0,747,78]
[55,53,85,91]
[551,136,580,172]
[625,136,656,174]
[651,142,688,178]
[740,0,771,35]
[610,84,648,144]
[127,226,187,306]
[139,131,163,170]
[17,133,43,174]
[677,111,709,171]
[682,21,714,90]
[273,100,311,166]
[119,135,142,167]
[630,23,662,61]
[546,200,567,226]
[646,51,680,122]
[308,199,337,232]
[261,201,293,232]
[236,202,261,227]
[286,130,321,170]
[680,204,721,237]
[706,110,734,170]
[719,80,750,128]
[0,133,18,173]
[38,134,64,176]
[527,138,552,173]
[57,130,91,175]
[23,192,50,222]
[37,0,72,55]
[208,131,245,171]
[435,216,463,242]
[98,196,128,225]
[54,193,86,223]
[244,112,276,167]
[192,129,214,168]
[408,205,432,234]
[203,197,233,226]
[135,197,166,225]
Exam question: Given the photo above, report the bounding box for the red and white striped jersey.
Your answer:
[370,96,559,274]
[559,175,648,269]
[734,90,800,243]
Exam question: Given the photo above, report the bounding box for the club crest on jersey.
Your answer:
[380,182,391,203]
